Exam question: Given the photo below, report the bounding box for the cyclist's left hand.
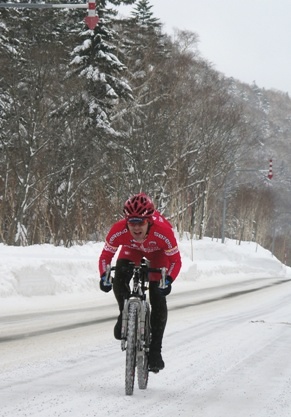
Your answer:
[159,276,173,296]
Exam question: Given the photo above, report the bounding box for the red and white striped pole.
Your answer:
[268,159,273,180]
[84,0,99,30]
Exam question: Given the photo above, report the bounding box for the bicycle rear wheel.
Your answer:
[137,305,150,390]
[125,302,138,395]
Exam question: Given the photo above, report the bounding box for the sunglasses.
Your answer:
[127,218,148,226]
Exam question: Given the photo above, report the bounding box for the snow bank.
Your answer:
[1,238,290,300]
[0,242,102,297]
[179,238,289,285]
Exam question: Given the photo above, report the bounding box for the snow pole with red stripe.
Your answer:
[268,159,273,180]
[84,0,99,30]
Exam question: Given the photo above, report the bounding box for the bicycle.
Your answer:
[105,259,167,396]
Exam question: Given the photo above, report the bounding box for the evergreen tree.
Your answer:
[130,0,161,28]
[68,0,136,135]
[63,1,139,220]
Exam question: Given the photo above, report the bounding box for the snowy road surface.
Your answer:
[1,277,291,417]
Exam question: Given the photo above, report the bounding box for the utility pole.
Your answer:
[271,211,291,257]
[221,160,273,244]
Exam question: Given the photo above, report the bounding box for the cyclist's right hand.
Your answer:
[100,274,112,292]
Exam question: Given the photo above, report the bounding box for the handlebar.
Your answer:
[105,263,168,289]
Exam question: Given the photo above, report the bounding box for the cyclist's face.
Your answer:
[127,220,149,242]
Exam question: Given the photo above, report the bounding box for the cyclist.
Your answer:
[98,193,182,371]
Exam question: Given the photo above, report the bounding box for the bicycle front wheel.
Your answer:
[125,302,138,395]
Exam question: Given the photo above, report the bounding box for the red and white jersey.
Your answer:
[99,212,181,281]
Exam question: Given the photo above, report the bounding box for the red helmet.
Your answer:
[123,193,155,219]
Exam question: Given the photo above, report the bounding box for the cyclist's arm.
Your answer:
[162,229,182,281]
[99,241,118,276]
[98,220,128,276]
[165,252,181,281]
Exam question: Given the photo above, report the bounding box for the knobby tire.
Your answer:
[137,305,150,390]
[125,302,138,395]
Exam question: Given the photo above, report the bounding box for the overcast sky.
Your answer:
[119,0,291,95]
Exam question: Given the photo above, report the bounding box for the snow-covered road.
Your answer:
[1,277,291,417]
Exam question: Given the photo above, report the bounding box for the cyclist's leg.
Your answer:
[113,259,132,312]
[148,251,169,370]
[148,282,167,369]
[149,282,168,346]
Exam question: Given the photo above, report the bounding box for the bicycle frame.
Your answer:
[106,260,167,350]
[120,261,150,352]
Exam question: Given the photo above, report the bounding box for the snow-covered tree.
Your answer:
[69,0,135,135]
[105,0,171,199]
